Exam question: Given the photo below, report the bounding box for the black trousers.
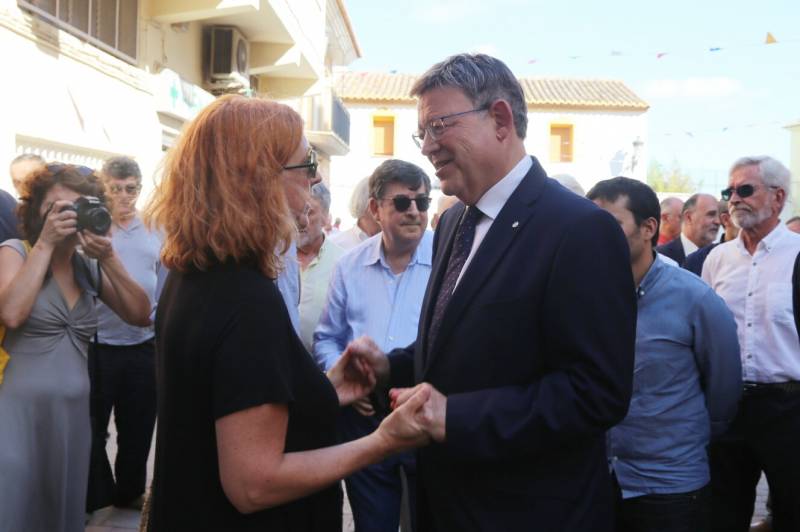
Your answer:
[613,473,710,532]
[709,386,800,532]
[87,340,157,508]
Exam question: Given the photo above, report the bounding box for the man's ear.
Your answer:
[488,99,515,141]
[368,197,381,226]
[641,217,659,243]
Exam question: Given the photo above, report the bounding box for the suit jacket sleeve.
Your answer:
[444,209,636,462]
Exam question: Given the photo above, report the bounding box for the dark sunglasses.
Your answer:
[109,183,142,195]
[720,183,778,201]
[283,148,318,180]
[46,163,94,176]
[383,195,431,212]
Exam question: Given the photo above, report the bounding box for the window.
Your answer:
[19,0,139,62]
[550,124,573,163]
[372,115,395,156]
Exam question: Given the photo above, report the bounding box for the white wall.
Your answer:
[329,101,648,226]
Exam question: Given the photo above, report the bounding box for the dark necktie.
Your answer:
[427,206,482,355]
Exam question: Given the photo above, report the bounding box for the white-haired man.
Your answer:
[331,176,381,251]
[702,156,800,531]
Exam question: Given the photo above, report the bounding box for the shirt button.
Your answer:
[747,323,752,327]
[748,292,753,297]
[752,262,757,266]
[747,355,753,359]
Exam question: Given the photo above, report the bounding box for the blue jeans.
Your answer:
[339,407,416,532]
[615,483,711,532]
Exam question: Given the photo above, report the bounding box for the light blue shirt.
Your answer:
[608,255,742,497]
[313,231,433,370]
[276,241,301,335]
[96,215,164,345]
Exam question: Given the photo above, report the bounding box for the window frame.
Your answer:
[371,113,396,157]
[549,123,574,163]
[18,0,139,64]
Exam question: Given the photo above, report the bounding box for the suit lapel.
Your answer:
[422,158,549,377]
[416,203,465,381]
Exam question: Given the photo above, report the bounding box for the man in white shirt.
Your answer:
[656,193,720,264]
[331,176,381,251]
[702,155,800,532]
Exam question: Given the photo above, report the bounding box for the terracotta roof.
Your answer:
[334,71,648,111]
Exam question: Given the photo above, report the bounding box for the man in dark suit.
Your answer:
[347,53,636,532]
[655,193,720,265]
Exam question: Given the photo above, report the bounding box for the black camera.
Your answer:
[61,196,112,235]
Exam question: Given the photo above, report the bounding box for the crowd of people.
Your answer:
[0,52,799,532]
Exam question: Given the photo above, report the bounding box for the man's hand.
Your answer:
[389,383,447,443]
[345,335,390,386]
[327,347,376,406]
[375,385,432,453]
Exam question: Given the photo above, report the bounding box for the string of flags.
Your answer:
[660,120,785,138]
[526,32,796,64]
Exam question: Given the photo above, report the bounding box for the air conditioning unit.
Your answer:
[205,26,249,91]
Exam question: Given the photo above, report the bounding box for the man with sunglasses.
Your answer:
[87,156,165,511]
[343,54,636,532]
[314,159,433,532]
[702,156,800,531]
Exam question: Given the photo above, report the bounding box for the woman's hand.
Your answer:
[38,200,78,247]
[327,347,376,406]
[375,386,432,453]
[78,230,114,261]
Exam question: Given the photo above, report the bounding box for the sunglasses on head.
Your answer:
[720,183,778,201]
[46,163,94,177]
[383,195,431,212]
[283,148,318,180]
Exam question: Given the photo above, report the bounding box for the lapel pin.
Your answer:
[512,221,519,228]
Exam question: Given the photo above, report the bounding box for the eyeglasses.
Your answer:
[720,183,779,201]
[46,163,94,176]
[283,148,318,180]
[411,105,490,148]
[109,183,142,195]
[382,195,431,212]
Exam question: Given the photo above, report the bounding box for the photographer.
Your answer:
[0,163,150,532]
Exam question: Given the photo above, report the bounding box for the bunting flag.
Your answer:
[524,31,793,65]
[660,120,783,138]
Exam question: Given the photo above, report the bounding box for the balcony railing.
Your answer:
[299,88,351,155]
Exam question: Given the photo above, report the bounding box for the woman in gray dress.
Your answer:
[0,164,152,532]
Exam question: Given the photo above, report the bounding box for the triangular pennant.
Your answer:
[765,32,777,44]
[656,52,668,59]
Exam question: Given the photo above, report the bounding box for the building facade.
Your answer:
[329,71,648,225]
[785,120,800,215]
[0,0,359,198]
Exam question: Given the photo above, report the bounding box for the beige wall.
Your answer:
[787,123,800,216]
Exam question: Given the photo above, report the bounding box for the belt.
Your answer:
[742,381,800,394]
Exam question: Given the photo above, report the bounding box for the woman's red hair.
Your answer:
[144,95,301,278]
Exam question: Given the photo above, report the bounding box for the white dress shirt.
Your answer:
[681,233,699,257]
[329,224,370,251]
[702,222,800,383]
[455,155,532,287]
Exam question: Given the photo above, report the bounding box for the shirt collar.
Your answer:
[474,155,532,221]
[734,220,790,254]
[115,214,142,233]
[680,232,699,256]
[637,252,664,298]
[360,231,432,269]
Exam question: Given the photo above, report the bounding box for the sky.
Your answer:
[344,0,800,194]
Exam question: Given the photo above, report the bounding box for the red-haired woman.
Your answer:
[143,95,430,531]
[0,164,152,532]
